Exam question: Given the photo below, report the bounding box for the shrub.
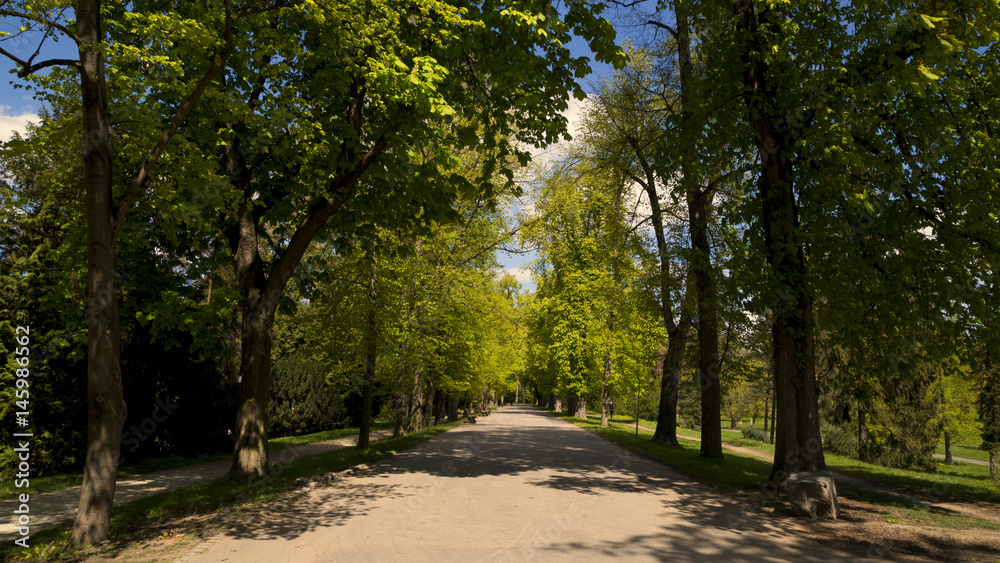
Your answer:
[823,426,858,459]
[741,425,767,442]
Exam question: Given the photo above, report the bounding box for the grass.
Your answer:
[601,412,999,504]
[934,443,990,463]
[0,422,394,498]
[549,408,1000,532]
[1,420,463,562]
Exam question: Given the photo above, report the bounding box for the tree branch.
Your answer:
[112,1,236,241]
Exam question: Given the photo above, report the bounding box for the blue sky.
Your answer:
[0,11,626,294]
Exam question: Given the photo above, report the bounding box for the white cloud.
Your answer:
[0,107,35,141]
[525,96,592,167]
[505,267,533,284]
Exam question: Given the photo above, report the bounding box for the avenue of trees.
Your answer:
[519,0,1000,485]
[0,0,998,550]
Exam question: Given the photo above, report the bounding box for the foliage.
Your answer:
[741,425,767,443]
[822,426,859,459]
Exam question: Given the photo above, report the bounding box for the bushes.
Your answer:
[823,426,859,459]
[741,425,767,442]
[269,352,347,437]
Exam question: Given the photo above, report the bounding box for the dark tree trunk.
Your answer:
[991,451,998,480]
[729,399,737,429]
[72,0,126,545]
[434,388,445,425]
[674,0,723,461]
[358,263,378,448]
[546,393,555,410]
[227,177,276,482]
[735,0,825,482]
[571,394,587,419]
[448,391,459,422]
[601,349,611,427]
[228,299,273,481]
[763,396,769,436]
[858,400,869,461]
[769,384,776,444]
[653,330,686,447]
[944,431,953,465]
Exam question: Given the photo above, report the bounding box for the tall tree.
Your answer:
[0,0,238,544]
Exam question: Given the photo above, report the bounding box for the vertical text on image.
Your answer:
[12,325,33,549]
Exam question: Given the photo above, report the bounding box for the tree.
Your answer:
[0,0,241,544]
[168,0,623,481]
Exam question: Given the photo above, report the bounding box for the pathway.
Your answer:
[1,429,392,538]
[180,405,854,562]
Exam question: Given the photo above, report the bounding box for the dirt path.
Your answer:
[0,429,392,539]
[179,405,856,562]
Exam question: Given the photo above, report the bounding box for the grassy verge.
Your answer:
[0,422,394,498]
[934,443,989,463]
[2,420,463,562]
[597,412,999,505]
[545,408,1000,531]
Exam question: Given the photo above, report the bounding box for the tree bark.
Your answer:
[858,399,869,460]
[448,391,459,422]
[944,430,953,465]
[763,396,769,436]
[673,0,724,461]
[601,349,612,427]
[735,0,825,483]
[72,0,127,545]
[227,166,276,482]
[358,262,378,448]
[991,450,998,480]
[571,394,587,419]
[554,396,563,413]
[652,330,686,447]
[228,298,273,481]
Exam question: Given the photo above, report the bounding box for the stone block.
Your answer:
[786,471,840,519]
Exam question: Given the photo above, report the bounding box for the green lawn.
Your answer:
[1,420,461,562]
[588,410,1000,505]
[554,409,1000,531]
[0,422,393,498]
[935,443,990,463]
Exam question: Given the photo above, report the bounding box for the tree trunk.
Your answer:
[735,0,825,482]
[554,396,563,413]
[228,294,274,482]
[448,391,459,422]
[434,388,445,425]
[944,431,953,465]
[769,384,776,444]
[858,400,869,461]
[991,450,998,480]
[763,396,769,436]
[601,349,611,427]
[72,0,127,545]
[653,330,686,447]
[729,399,737,429]
[358,263,378,448]
[572,394,587,419]
[675,0,723,461]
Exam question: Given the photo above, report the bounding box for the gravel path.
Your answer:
[180,405,854,562]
